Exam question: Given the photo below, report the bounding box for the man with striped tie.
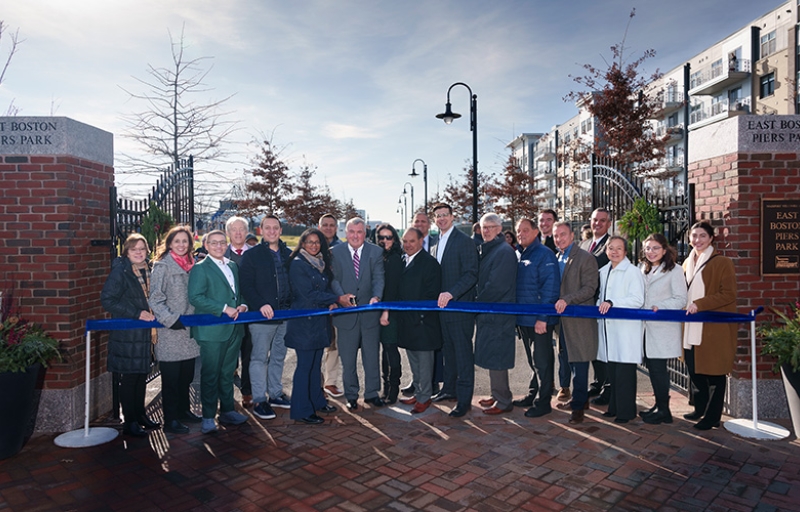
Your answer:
[331,217,386,411]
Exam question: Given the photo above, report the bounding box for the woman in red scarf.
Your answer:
[149,226,202,434]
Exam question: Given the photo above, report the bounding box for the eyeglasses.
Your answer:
[377,235,394,241]
[207,240,227,247]
[304,240,321,245]
[434,213,451,219]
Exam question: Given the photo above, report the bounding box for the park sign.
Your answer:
[761,199,800,275]
[0,116,113,166]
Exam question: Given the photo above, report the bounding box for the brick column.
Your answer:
[690,115,800,419]
[0,117,114,431]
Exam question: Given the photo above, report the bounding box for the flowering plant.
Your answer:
[0,289,61,373]
[759,301,800,373]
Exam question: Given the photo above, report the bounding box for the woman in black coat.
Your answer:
[284,229,340,424]
[376,223,404,404]
[100,233,159,437]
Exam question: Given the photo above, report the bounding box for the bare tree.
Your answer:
[0,21,23,116]
[119,25,239,175]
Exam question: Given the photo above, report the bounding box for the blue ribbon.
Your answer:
[86,302,762,332]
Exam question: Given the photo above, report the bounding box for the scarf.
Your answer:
[682,245,714,349]
[170,251,195,272]
[300,248,326,274]
[132,262,158,345]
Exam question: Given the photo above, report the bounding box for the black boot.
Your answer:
[123,422,149,437]
[386,385,399,405]
[695,377,725,430]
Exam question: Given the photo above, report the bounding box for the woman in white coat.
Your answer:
[597,236,645,423]
[638,234,687,425]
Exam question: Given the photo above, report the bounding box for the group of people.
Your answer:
[100,203,737,437]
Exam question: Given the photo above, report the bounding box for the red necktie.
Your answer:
[589,241,596,253]
[236,249,243,256]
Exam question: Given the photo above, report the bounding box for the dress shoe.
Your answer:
[557,400,589,411]
[449,405,471,417]
[568,410,585,424]
[241,394,253,408]
[298,415,325,425]
[411,400,432,414]
[683,410,704,421]
[638,405,657,418]
[478,397,496,407]
[400,383,415,397]
[318,404,337,414]
[591,395,610,406]
[324,385,344,398]
[587,385,602,398]
[432,392,457,403]
[123,422,149,437]
[181,411,203,423]
[556,387,571,402]
[614,418,630,424]
[483,405,513,415]
[164,420,190,434]
[139,416,161,430]
[693,419,720,431]
[512,395,535,408]
[399,396,417,405]
[364,396,385,407]
[524,404,552,418]
[602,411,616,418]
[346,399,358,411]
[643,409,673,425]
[386,386,399,405]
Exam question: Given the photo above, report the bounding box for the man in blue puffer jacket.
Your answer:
[513,218,561,418]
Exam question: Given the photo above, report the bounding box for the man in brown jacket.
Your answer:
[553,222,599,424]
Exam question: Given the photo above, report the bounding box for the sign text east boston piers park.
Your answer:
[0,117,113,166]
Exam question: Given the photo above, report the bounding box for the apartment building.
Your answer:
[518,0,799,220]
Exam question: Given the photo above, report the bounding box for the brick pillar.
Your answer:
[690,115,800,419]
[0,117,114,431]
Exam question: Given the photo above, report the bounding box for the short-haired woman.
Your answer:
[101,233,159,437]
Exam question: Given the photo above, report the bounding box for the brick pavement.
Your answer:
[2,387,799,512]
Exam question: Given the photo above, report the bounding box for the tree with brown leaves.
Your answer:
[486,154,544,227]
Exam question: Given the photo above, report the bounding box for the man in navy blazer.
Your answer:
[331,217,385,410]
[430,203,479,417]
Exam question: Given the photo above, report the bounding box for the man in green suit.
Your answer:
[188,230,249,434]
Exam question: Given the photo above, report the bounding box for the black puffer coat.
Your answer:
[100,257,153,374]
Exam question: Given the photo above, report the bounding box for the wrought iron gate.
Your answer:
[590,154,694,392]
[109,156,194,258]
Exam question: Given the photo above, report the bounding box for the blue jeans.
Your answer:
[248,322,288,402]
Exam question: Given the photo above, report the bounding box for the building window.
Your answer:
[761,31,777,58]
[760,73,775,98]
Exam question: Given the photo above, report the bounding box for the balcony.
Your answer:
[688,97,750,130]
[534,142,556,162]
[655,123,684,142]
[689,59,750,96]
[654,89,684,117]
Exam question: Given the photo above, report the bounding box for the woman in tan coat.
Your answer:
[683,222,737,431]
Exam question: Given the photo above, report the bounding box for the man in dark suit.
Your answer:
[537,209,558,253]
[553,222,599,424]
[579,207,611,404]
[430,203,479,417]
[223,216,254,407]
[393,228,442,414]
[331,217,386,410]
[188,230,250,434]
[401,211,440,397]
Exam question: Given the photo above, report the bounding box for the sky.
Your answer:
[0,0,787,226]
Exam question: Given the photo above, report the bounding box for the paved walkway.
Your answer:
[3,379,800,511]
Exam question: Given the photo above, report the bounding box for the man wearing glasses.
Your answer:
[188,230,249,434]
[430,203,479,417]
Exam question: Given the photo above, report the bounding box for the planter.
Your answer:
[780,363,800,439]
[0,363,40,460]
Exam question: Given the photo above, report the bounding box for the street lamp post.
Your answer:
[403,182,414,225]
[436,82,478,223]
[398,195,407,230]
[410,159,427,213]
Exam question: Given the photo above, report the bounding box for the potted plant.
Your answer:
[759,301,800,438]
[0,289,61,459]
